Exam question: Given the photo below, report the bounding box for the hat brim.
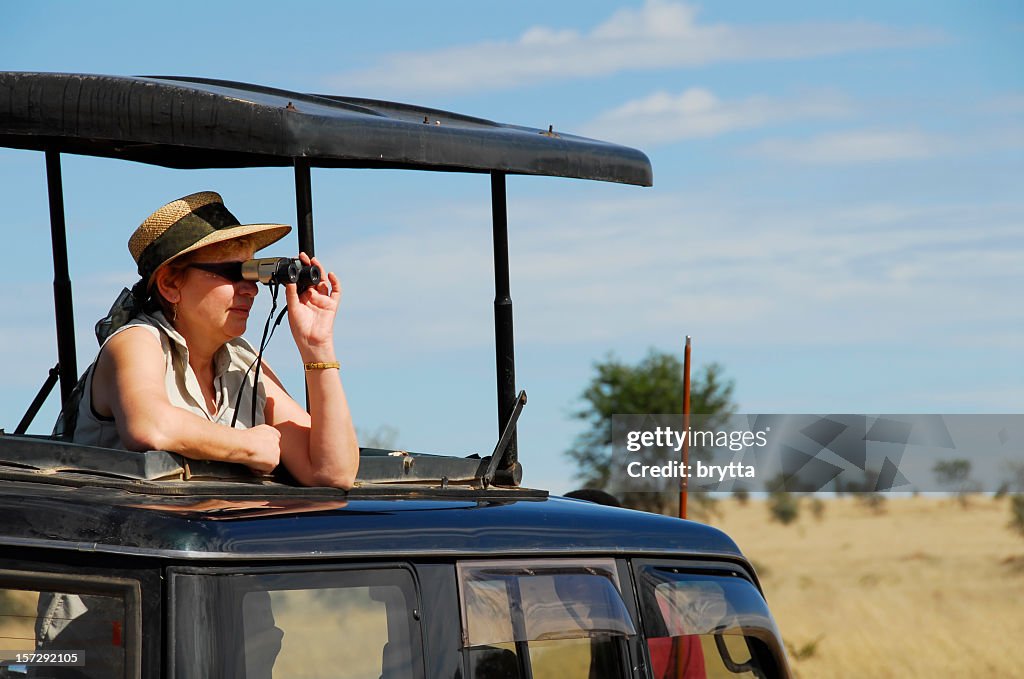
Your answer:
[150,222,291,284]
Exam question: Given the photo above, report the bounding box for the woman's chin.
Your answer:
[224,315,249,336]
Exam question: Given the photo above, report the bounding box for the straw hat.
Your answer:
[129,191,290,285]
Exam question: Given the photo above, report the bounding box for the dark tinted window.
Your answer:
[172,567,422,679]
[0,572,139,679]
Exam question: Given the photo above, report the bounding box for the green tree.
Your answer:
[933,459,970,488]
[1010,495,1024,537]
[809,497,826,521]
[764,474,801,525]
[933,459,977,505]
[1004,461,1024,493]
[565,349,735,515]
[768,489,800,525]
[733,485,751,506]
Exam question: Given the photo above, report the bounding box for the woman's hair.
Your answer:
[148,236,259,317]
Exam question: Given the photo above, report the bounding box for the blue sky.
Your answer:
[1,1,1021,493]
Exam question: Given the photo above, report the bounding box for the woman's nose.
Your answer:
[237,280,259,297]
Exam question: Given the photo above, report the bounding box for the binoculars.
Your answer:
[241,258,321,292]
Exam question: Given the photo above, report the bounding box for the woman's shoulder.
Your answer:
[105,323,162,347]
[98,315,170,365]
[106,313,164,343]
[96,323,167,375]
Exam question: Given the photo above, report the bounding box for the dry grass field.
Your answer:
[703,495,1024,678]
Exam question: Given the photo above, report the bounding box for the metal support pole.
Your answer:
[45,151,78,406]
[294,158,315,411]
[294,158,315,256]
[15,364,61,435]
[491,173,518,469]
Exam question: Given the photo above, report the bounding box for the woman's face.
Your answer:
[173,242,258,342]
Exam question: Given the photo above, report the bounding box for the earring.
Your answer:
[171,303,178,323]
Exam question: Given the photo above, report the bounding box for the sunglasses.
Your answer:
[188,261,246,283]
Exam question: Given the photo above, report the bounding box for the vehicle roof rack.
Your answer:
[0,430,522,489]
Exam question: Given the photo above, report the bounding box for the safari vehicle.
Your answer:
[0,73,792,679]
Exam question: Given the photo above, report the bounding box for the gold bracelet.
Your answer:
[304,361,340,371]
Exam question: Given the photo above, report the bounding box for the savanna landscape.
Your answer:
[705,494,1024,678]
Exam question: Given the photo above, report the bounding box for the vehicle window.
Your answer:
[458,559,636,679]
[171,567,422,679]
[0,584,129,678]
[633,564,786,679]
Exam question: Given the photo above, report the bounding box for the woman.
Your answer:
[73,190,359,488]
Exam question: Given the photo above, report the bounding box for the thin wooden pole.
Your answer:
[679,336,692,519]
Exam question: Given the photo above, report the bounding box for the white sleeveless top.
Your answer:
[73,310,267,448]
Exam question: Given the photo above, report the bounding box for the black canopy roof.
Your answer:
[0,72,652,185]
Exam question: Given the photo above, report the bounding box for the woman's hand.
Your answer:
[239,424,283,474]
[284,252,341,362]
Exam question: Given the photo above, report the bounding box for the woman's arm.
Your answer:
[261,253,360,489]
[261,360,358,488]
[93,327,283,473]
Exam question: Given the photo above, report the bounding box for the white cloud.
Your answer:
[751,129,950,163]
[329,1,944,94]
[521,26,580,46]
[581,87,851,146]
